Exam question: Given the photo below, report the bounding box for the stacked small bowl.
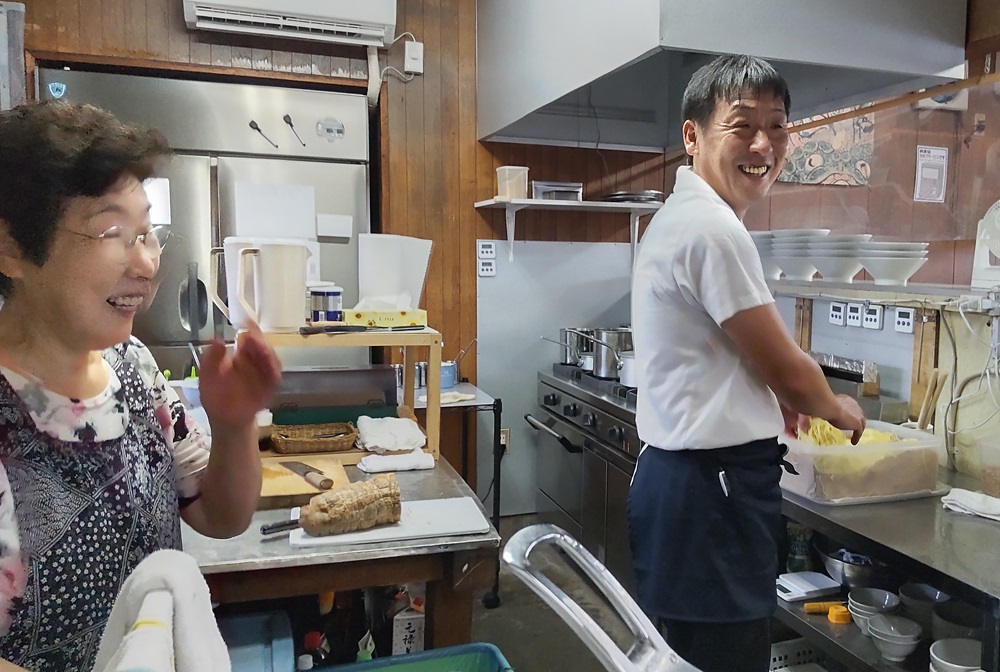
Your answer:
[848,587,900,637]
[930,638,983,672]
[898,582,950,633]
[749,231,782,280]
[764,229,830,281]
[867,613,922,662]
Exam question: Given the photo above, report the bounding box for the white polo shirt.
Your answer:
[632,166,782,450]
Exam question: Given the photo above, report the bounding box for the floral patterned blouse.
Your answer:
[0,337,211,670]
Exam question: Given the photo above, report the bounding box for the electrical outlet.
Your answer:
[863,304,883,330]
[829,302,846,326]
[846,303,864,327]
[477,240,496,259]
[894,307,915,333]
[404,40,424,75]
[976,113,987,135]
[500,428,510,453]
[478,259,496,277]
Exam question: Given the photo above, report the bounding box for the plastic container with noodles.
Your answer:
[779,419,943,504]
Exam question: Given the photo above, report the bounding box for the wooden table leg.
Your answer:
[425,577,473,648]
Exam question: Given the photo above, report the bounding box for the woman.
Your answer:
[0,100,281,670]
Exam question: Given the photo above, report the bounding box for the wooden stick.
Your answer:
[917,367,940,429]
[925,371,950,430]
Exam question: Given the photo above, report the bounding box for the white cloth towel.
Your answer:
[357,449,435,473]
[418,391,476,405]
[356,416,426,453]
[942,488,1000,523]
[93,549,231,672]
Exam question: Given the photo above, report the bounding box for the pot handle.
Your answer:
[540,336,580,355]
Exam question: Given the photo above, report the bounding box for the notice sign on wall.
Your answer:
[914,145,948,203]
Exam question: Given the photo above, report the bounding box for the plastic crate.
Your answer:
[330,643,512,672]
[769,638,826,671]
[217,611,295,672]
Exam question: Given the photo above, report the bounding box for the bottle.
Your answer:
[297,654,314,671]
[786,522,814,572]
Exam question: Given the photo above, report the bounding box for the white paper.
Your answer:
[914,145,948,203]
[357,234,433,309]
[143,177,171,226]
[317,213,354,239]
[233,182,317,239]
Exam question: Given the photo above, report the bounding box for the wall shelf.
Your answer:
[474,198,662,262]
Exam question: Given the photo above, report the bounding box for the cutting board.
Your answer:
[259,457,351,510]
[287,496,490,547]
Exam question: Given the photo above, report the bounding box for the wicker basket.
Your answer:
[270,422,358,454]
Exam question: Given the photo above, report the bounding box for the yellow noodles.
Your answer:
[797,417,901,447]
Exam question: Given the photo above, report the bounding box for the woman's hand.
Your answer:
[197,321,281,432]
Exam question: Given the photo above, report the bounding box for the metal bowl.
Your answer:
[814,535,903,591]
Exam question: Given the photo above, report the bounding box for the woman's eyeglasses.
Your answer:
[64,224,172,261]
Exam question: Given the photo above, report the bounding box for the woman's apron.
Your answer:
[0,345,181,671]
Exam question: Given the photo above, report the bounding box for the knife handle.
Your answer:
[260,519,301,535]
[306,471,333,489]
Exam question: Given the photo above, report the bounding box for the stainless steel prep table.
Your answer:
[182,459,500,649]
[781,469,1000,671]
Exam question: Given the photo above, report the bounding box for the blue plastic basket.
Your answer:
[330,643,513,672]
[217,611,296,672]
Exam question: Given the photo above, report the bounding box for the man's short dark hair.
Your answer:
[681,54,791,128]
[0,101,171,297]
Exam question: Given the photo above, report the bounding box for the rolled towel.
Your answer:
[357,449,435,474]
[356,416,426,454]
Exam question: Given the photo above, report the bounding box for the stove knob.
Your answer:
[607,426,625,443]
[582,413,597,428]
[563,403,581,417]
[543,393,560,406]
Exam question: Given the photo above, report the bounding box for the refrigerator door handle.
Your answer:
[178,262,208,338]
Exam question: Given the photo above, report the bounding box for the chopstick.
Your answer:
[917,368,939,429]
[924,371,949,430]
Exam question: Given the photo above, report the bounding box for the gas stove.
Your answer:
[538,366,640,458]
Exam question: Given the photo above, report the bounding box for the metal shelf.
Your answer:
[775,599,929,671]
[474,198,662,262]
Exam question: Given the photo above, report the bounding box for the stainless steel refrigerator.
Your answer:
[37,68,371,373]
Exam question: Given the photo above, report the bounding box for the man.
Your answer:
[628,55,866,672]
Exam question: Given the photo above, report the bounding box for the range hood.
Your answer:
[477,0,967,152]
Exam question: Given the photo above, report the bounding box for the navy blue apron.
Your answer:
[627,438,786,623]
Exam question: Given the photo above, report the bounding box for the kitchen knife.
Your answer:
[279,461,334,489]
[260,518,301,535]
[299,324,368,335]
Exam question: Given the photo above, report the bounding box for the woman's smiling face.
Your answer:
[9,176,160,351]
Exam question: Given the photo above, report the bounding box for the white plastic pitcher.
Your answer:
[237,239,312,333]
[209,237,264,330]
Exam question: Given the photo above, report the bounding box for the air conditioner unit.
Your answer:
[914,88,968,111]
[0,2,25,111]
[183,0,396,48]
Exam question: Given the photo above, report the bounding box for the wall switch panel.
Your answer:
[477,241,496,259]
[894,307,915,333]
[478,258,496,277]
[846,303,864,327]
[829,302,846,326]
[404,41,424,74]
[862,305,883,330]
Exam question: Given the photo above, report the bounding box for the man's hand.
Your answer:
[831,394,866,445]
[198,321,281,431]
[780,404,801,438]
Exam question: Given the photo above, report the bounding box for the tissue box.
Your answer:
[346,309,428,328]
[391,608,425,655]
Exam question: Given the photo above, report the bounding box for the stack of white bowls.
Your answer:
[750,228,931,285]
[749,231,782,280]
[867,613,922,662]
[898,582,950,633]
[848,587,900,636]
[766,229,830,281]
[929,638,983,672]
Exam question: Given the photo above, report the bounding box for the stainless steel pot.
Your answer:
[541,328,594,366]
[569,328,632,380]
[618,351,638,388]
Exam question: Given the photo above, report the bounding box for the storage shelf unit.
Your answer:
[256,328,443,459]
[474,198,662,262]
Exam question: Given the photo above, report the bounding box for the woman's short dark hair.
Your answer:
[681,54,791,128]
[0,101,171,297]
